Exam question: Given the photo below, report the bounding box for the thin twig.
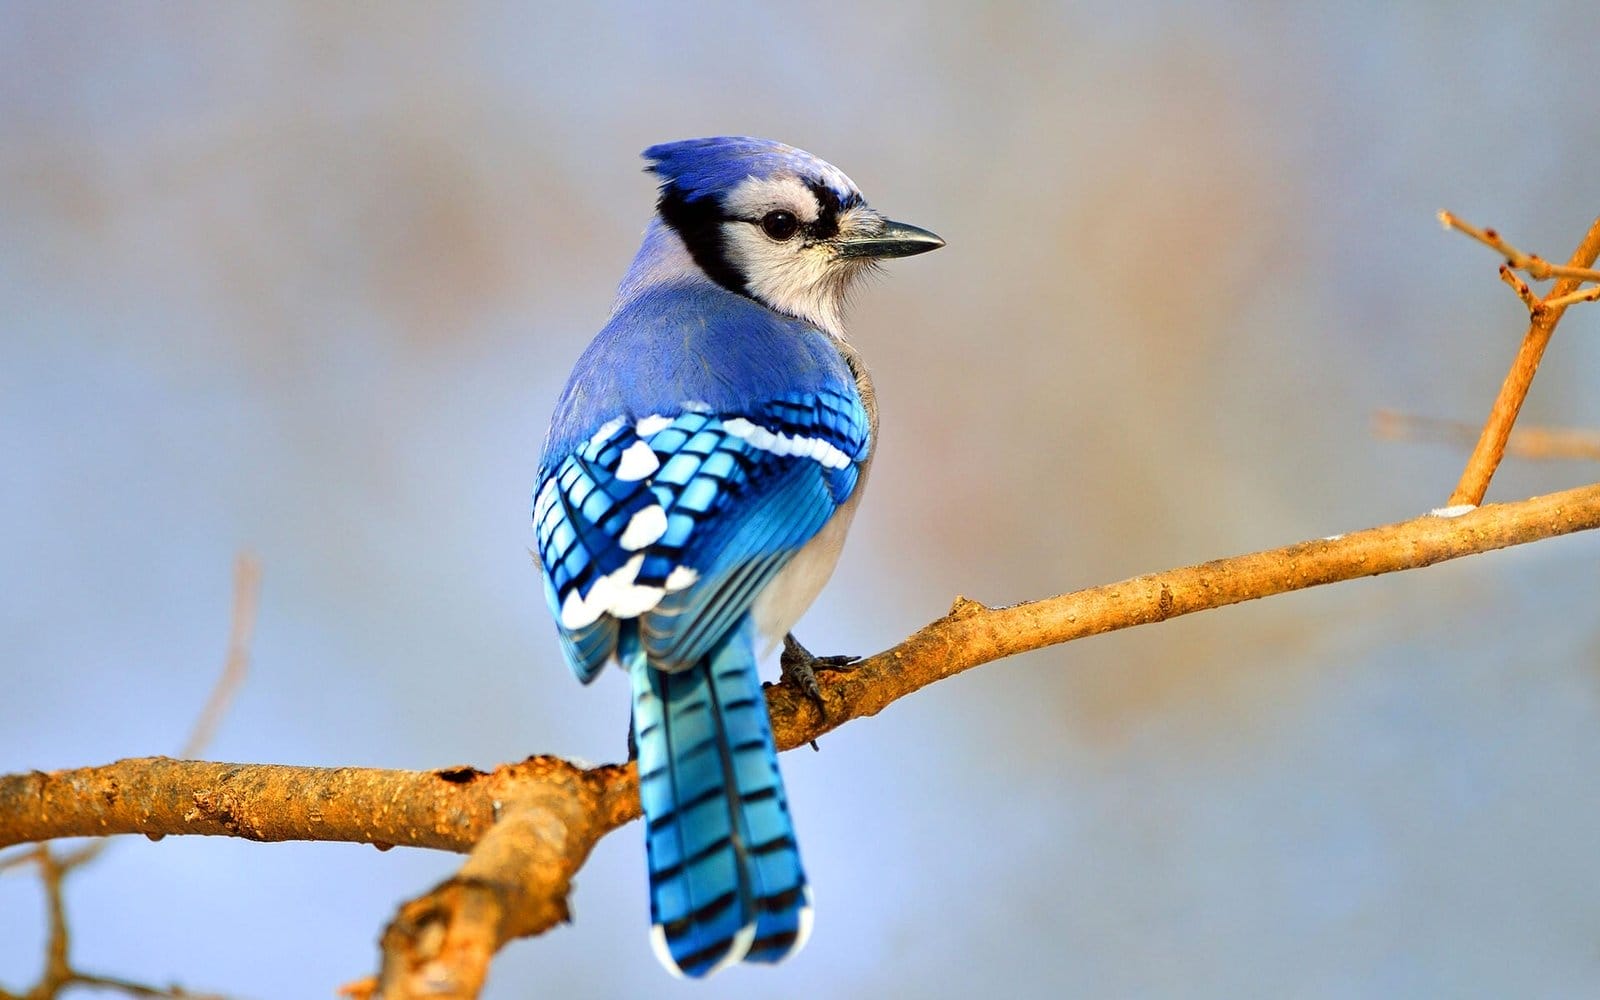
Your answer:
[181,552,261,759]
[1439,211,1600,284]
[1375,410,1600,462]
[0,847,39,873]
[1497,265,1540,310]
[1541,284,1600,312]
[63,974,225,999]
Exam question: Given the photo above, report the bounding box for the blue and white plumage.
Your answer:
[534,136,941,977]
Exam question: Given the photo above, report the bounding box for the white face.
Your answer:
[717,174,880,337]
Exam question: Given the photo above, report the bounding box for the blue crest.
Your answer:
[643,136,861,206]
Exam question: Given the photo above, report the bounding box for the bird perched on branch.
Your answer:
[533,136,942,977]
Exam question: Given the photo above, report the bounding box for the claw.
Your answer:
[780,633,860,722]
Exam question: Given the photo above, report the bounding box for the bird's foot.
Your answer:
[780,633,861,717]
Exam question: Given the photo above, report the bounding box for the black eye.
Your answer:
[760,210,800,242]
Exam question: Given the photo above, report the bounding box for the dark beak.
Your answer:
[836,218,945,259]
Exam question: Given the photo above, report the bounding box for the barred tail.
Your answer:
[627,622,812,978]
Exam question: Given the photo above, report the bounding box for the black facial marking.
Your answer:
[803,180,843,241]
[656,183,748,295]
[805,180,863,243]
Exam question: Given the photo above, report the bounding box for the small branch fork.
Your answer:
[7,216,1600,999]
[1436,212,1600,505]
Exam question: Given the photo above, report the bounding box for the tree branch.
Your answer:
[7,481,1600,997]
[0,758,606,854]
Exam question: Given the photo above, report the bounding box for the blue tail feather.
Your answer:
[628,620,810,977]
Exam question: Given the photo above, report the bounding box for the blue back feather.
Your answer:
[542,284,857,462]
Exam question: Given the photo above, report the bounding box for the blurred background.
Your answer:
[4,3,1600,997]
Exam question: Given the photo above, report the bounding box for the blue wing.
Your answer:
[534,387,870,682]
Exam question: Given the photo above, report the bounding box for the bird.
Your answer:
[532,136,942,978]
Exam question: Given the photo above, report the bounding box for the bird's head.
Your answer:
[642,136,943,336]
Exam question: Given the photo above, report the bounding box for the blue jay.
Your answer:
[533,137,942,977]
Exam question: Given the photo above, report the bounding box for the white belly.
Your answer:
[750,496,862,655]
